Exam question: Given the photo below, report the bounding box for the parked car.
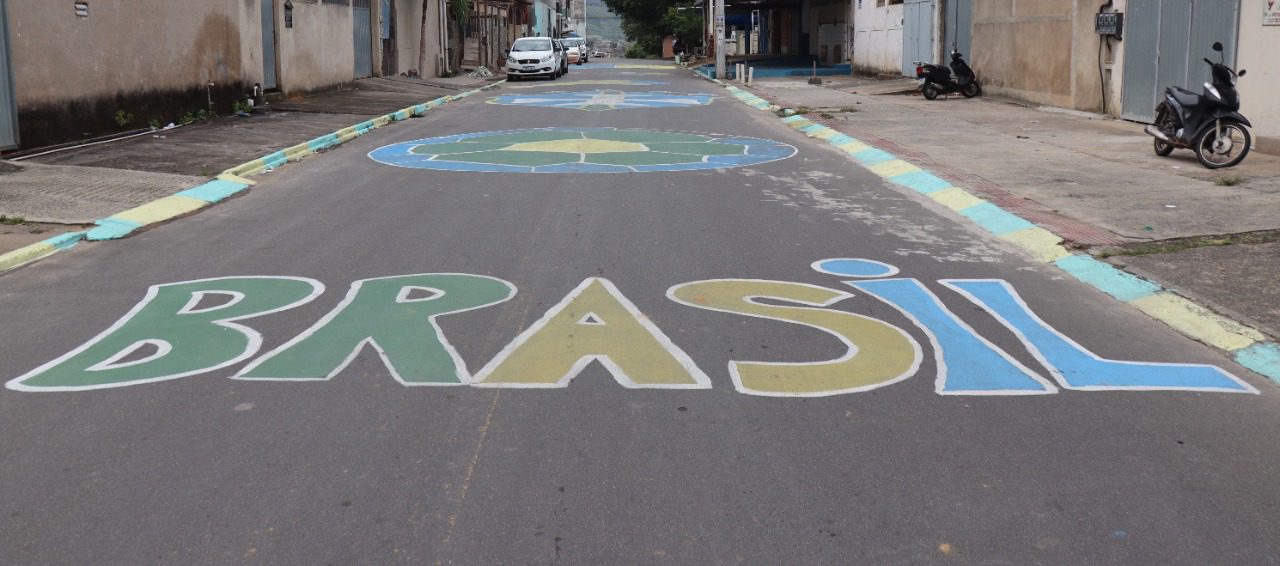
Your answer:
[561,38,588,64]
[553,39,569,76]
[505,37,562,81]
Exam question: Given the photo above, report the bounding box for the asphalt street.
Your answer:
[2,62,1278,564]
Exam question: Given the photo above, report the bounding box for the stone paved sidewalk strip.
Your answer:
[0,163,206,224]
[697,72,1280,384]
[0,80,506,275]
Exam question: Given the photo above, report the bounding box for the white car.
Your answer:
[506,37,563,81]
[561,38,588,64]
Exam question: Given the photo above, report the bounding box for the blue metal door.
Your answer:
[0,0,18,150]
[944,0,972,57]
[902,0,935,76]
[1121,0,1239,122]
[261,0,278,89]
[353,0,374,78]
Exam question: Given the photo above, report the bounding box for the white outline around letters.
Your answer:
[849,279,1057,396]
[665,279,923,398]
[6,276,325,392]
[940,279,1259,394]
[472,277,712,390]
[234,274,517,387]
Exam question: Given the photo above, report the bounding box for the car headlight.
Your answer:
[540,55,553,63]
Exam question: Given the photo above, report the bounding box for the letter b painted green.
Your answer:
[6,277,322,391]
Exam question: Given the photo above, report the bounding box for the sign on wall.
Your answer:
[1266,0,1280,25]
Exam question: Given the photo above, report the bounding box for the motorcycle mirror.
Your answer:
[1212,42,1223,52]
[1239,69,1247,77]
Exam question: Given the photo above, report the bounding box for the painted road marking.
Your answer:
[849,279,1057,395]
[236,274,516,386]
[7,263,1257,395]
[942,279,1257,393]
[368,127,796,174]
[7,277,324,392]
[473,278,710,389]
[507,80,669,89]
[487,90,716,111]
[667,279,921,397]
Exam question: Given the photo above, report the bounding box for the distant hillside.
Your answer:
[585,0,625,43]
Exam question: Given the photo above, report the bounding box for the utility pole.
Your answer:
[714,0,726,79]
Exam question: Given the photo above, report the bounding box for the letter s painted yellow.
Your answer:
[668,279,921,397]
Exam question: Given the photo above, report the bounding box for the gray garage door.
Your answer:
[944,0,972,57]
[353,0,374,78]
[902,0,935,76]
[1,0,19,150]
[1121,0,1240,122]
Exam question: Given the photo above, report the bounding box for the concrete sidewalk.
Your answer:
[743,76,1280,341]
[0,75,497,257]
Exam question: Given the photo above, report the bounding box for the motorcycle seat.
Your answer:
[1168,87,1201,107]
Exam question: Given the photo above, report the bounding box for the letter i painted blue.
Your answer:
[940,280,1257,393]
[848,279,1057,395]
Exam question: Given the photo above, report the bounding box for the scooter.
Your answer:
[914,51,981,100]
[1144,42,1251,169]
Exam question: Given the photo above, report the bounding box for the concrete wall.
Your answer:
[276,0,360,94]
[387,0,444,77]
[970,0,1103,112]
[6,0,257,147]
[852,1,904,74]
[1237,0,1280,152]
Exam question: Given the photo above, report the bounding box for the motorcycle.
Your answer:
[914,51,981,100]
[1144,41,1251,169]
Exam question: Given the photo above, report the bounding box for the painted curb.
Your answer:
[2,80,505,274]
[697,69,1280,385]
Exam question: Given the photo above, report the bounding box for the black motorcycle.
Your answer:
[1144,42,1251,169]
[914,51,980,100]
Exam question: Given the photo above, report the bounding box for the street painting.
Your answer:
[487,90,716,111]
[367,127,796,173]
[7,259,1255,396]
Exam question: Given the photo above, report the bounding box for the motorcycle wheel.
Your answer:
[1152,106,1175,157]
[1195,121,1251,169]
[961,82,980,98]
[922,85,940,100]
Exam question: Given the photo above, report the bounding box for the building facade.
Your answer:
[0,0,447,151]
[848,0,1279,153]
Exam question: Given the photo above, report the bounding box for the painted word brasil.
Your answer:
[7,259,1255,395]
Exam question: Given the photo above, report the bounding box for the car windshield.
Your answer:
[512,39,551,52]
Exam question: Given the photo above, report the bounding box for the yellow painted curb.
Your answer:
[112,196,209,226]
[928,187,986,211]
[1000,227,1072,263]
[0,242,58,272]
[217,173,257,186]
[837,141,871,154]
[372,115,392,127]
[868,159,922,178]
[224,158,267,178]
[788,120,815,129]
[1130,292,1265,351]
[283,143,312,160]
[810,129,839,140]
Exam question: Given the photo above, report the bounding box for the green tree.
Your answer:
[604,0,701,58]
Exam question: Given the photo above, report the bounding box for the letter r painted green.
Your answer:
[235,274,516,385]
[6,277,324,392]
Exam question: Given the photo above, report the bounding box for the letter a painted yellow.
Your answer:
[668,279,921,397]
[472,278,710,389]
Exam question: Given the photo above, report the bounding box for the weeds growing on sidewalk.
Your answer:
[1097,229,1280,258]
[0,215,26,226]
[1215,175,1245,186]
